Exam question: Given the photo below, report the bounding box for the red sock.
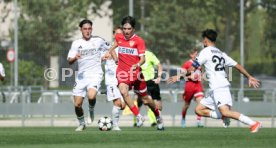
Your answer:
[197,115,202,120]
[182,110,186,119]
[130,106,139,116]
[153,107,160,117]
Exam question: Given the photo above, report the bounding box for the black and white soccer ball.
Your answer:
[98,116,113,131]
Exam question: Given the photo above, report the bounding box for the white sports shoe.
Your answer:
[156,116,165,130]
[75,124,86,132]
[87,117,92,125]
[112,126,121,131]
[222,116,231,128]
[136,115,145,127]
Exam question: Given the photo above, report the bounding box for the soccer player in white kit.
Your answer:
[192,29,261,133]
[67,19,109,131]
[0,62,5,81]
[104,27,126,131]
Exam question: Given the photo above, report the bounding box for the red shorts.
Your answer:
[117,72,148,97]
[183,81,204,103]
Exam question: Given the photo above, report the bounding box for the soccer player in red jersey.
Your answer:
[180,49,204,127]
[104,16,164,130]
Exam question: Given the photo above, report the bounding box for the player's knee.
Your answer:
[74,102,82,108]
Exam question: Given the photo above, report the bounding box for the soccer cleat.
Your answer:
[151,122,157,127]
[136,115,145,127]
[250,121,261,133]
[181,118,186,128]
[112,126,121,131]
[75,124,86,132]
[156,116,165,131]
[222,116,231,128]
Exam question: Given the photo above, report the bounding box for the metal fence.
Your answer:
[0,86,275,127]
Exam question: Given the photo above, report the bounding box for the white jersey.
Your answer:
[67,36,109,77]
[196,46,237,90]
[0,63,5,77]
[104,48,119,86]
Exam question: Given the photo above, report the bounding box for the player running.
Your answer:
[191,29,261,133]
[67,19,109,131]
[168,48,204,128]
[104,16,164,130]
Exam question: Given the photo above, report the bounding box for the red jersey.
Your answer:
[115,33,146,80]
[181,60,201,83]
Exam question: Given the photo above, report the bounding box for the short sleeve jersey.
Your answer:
[67,36,109,75]
[141,51,160,81]
[196,46,237,90]
[115,33,146,76]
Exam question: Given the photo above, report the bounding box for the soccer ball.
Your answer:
[98,116,113,131]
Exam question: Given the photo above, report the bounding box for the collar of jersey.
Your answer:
[124,34,136,40]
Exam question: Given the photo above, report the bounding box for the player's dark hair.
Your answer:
[113,26,122,34]
[121,16,136,28]
[79,19,93,28]
[202,29,217,42]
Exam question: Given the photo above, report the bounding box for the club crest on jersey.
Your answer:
[129,41,135,47]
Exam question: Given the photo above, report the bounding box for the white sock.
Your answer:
[112,106,121,127]
[238,114,255,126]
[209,110,222,119]
[77,115,85,125]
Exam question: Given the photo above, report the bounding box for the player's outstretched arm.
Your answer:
[235,64,260,88]
[167,69,187,84]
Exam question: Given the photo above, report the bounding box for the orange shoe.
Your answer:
[250,121,261,133]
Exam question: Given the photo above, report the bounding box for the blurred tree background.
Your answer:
[0,0,275,87]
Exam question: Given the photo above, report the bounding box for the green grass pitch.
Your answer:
[0,127,275,148]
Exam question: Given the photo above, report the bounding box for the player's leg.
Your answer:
[146,83,158,127]
[87,87,98,124]
[195,91,222,120]
[107,85,126,131]
[181,90,193,128]
[219,105,261,132]
[194,91,204,127]
[133,95,143,127]
[74,95,86,131]
[72,81,87,131]
[119,83,144,127]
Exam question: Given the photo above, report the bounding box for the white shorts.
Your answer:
[72,73,102,97]
[200,87,232,110]
[106,85,123,102]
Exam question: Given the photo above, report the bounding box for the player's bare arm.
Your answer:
[154,63,163,84]
[167,69,187,84]
[235,64,260,88]
[131,55,145,72]
[103,41,118,60]
[68,53,81,65]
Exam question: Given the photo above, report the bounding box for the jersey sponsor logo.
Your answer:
[118,46,138,55]
[79,48,98,57]
[129,41,135,47]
